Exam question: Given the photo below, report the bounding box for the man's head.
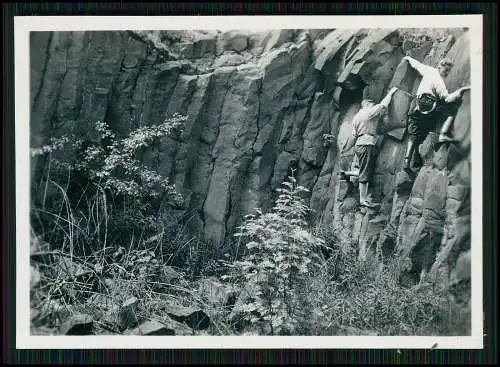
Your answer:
[438,58,454,78]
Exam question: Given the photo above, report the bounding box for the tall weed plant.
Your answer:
[224,173,328,335]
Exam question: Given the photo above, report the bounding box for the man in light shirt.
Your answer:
[401,56,470,174]
[341,86,399,208]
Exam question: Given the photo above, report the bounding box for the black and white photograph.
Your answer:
[16,15,484,349]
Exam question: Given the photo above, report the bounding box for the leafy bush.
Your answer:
[223,173,328,335]
[31,113,188,257]
[32,114,186,200]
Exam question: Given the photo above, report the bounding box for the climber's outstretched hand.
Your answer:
[460,86,471,95]
[401,54,412,62]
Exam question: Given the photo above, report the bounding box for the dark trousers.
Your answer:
[355,145,376,183]
[407,98,461,146]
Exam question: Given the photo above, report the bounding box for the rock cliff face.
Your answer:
[30,28,471,308]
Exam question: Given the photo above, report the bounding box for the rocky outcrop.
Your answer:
[30,28,472,327]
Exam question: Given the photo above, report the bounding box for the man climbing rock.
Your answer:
[400,56,470,174]
[341,86,399,208]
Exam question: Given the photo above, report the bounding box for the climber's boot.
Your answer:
[403,137,417,175]
[413,151,423,169]
[435,133,458,151]
[338,170,349,181]
[435,114,458,149]
[439,115,456,141]
[361,201,380,209]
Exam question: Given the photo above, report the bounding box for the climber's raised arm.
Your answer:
[457,85,471,98]
[447,86,471,103]
[435,80,471,104]
[402,56,430,76]
[363,87,398,120]
[379,87,399,108]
